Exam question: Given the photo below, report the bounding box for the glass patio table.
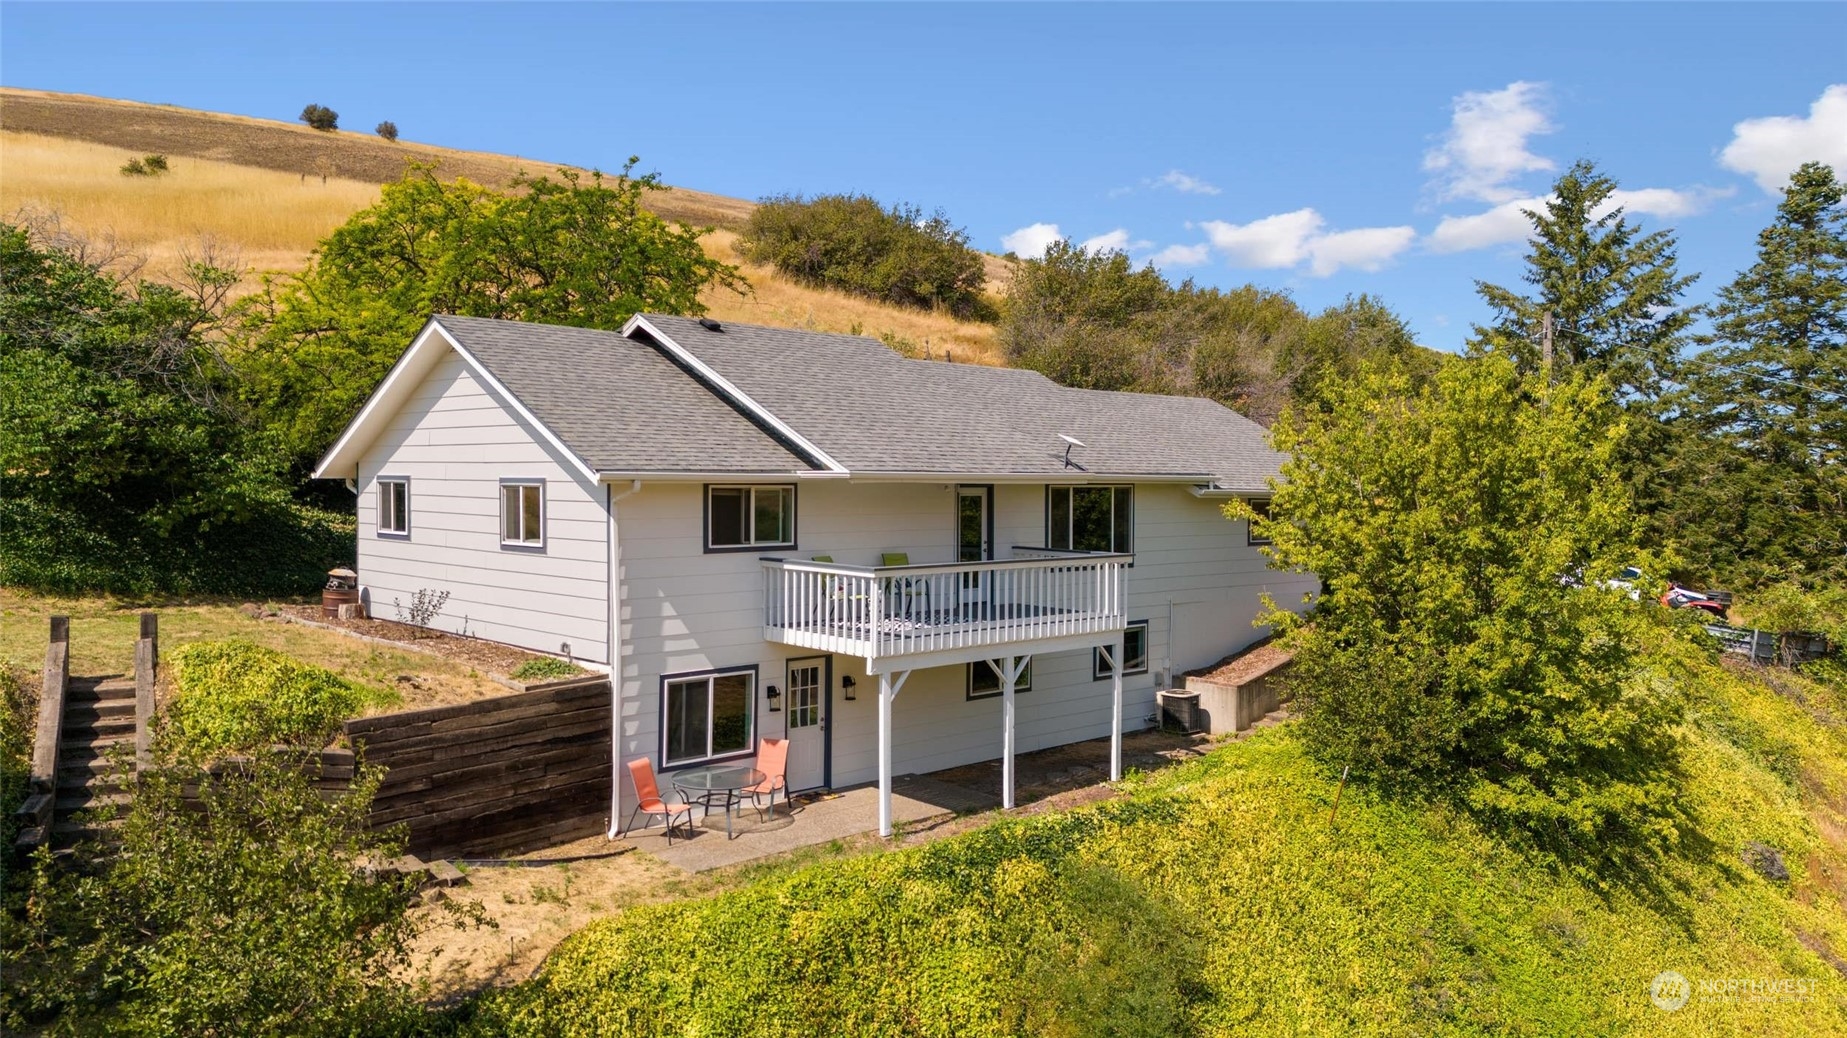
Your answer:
[671,764,765,840]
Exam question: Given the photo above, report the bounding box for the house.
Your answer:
[314,313,1315,837]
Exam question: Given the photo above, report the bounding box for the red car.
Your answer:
[1660,583,1727,619]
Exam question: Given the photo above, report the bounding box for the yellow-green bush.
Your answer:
[455,648,1847,1036]
[165,640,391,757]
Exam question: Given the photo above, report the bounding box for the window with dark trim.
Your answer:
[706,485,796,551]
[500,481,544,548]
[376,477,409,537]
[1047,485,1133,553]
[661,666,757,766]
[1246,498,1273,546]
[967,659,1032,700]
[1094,621,1150,680]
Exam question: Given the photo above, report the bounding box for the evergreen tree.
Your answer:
[1677,162,1847,582]
[1470,160,1698,405]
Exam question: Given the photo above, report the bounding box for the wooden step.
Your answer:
[55,790,131,813]
[61,716,135,739]
[65,699,135,722]
[68,683,136,703]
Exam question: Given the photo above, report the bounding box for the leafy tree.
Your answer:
[1284,293,1436,412]
[237,160,745,472]
[1470,160,1698,405]
[1,751,460,1035]
[1001,239,1192,395]
[374,120,399,142]
[1242,355,1688,862]
[299,103,338,131]
[0,220,348,594]
[739,193,990,319]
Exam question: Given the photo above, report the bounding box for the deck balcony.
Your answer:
[760,548,1131,671]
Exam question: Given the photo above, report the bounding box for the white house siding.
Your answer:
[612,479,1316,797]
[354,351,610,664]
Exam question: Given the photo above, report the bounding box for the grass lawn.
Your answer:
[0,589,511,713]
[454,651,1847,1037]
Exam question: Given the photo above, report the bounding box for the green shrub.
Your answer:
[166,640,390,757]
[739,193,991,320]
[0,662,32,850]
[300,103,338,131]
[118,154,168,177]
[375,120,399,142]
[510,657,581,681]
[1,750,456,1035]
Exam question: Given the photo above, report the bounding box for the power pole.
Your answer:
[1540,310,1555,385]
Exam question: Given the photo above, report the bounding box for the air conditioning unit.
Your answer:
[1157,689,1202,734]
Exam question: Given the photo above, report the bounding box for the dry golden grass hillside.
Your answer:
[0,88,1005,363]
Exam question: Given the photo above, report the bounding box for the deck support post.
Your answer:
[877,669,910,837]
[1107,634,1124,782]
[995,655,1027,810]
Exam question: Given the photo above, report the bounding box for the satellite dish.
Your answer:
[1058,433,1086,468]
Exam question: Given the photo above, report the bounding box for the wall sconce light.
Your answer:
[766,684,781,712]
[841,675,857,701]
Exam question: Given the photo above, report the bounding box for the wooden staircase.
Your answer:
[15,614,157,855]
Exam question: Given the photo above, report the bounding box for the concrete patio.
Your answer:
[624,728,1217,873]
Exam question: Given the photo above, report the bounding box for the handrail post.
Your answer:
[135,612,157,771]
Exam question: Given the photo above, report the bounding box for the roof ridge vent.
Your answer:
[697,317,725,332]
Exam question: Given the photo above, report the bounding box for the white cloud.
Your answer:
[1001,222,1062,258]
[1427,186,1732,253]
[1151,170,1221,196]
[1719,84,1847,194]
[1201,209,1325,268]
[1427,196,1544,253]
[1305,226,1418,276]
[1423,81,1556,203]
[1147,242,1212,267]
[1200,208,1414,275]
[1079,228,1133,254]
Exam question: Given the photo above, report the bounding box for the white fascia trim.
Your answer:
[430,322,601,485]
[596,471,831,482]
[624,315,850,474]
[312,320,446,481]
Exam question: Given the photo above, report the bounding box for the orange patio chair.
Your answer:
[744,738,789,821]
[626,757,696,844]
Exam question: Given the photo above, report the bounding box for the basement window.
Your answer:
[967,659,1032,700]
[1094,621,1150,680]
[662,667,757,766]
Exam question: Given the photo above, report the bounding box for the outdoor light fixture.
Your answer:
[841,675,857,701]
[766,684,781,712]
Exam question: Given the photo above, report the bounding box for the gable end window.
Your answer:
[500,480,544,549]
[1094,621,1150,680]
[1048,485,1133,554]
[967,659,1032,700]
[661,667,757,766]
[376,477,409,537]
[705,485,796,552]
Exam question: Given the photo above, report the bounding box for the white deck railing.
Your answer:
[761,548,1130,662]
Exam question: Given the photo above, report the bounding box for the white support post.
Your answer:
[877,669,910,837]
[1107,635,1125,782]
[998,656,1019,810]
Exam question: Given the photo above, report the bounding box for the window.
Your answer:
[1246,498,1273,546]
[662,667,756,766]
[1094,621,1150,680]
[967,658,1032,700]
[501,481,544,548]
[1048,486,1133,553]
[376,477,409,537]
[706,485,796,551]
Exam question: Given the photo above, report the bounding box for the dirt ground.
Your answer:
[276,606,579,690]
[1188,639,1295,684]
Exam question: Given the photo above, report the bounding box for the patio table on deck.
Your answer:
[670,764,765,840]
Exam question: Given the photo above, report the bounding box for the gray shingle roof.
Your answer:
[637,314,1284,489]
[433,315,815,474]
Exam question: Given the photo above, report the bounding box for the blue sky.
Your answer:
[4,2,1845,350]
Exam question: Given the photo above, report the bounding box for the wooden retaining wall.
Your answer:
[342,678,611,858]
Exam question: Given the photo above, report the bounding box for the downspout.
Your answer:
[606,480,642,839]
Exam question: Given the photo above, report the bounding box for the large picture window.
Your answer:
[500,480,544,548]
[1094,621,1150,680]
[376,477,409,537]
[1048,485,1133,553]
[967,658,1032,700]
[662,667,757,766]
[706,485,796,551]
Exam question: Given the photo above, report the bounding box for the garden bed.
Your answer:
[276,606,580,686]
